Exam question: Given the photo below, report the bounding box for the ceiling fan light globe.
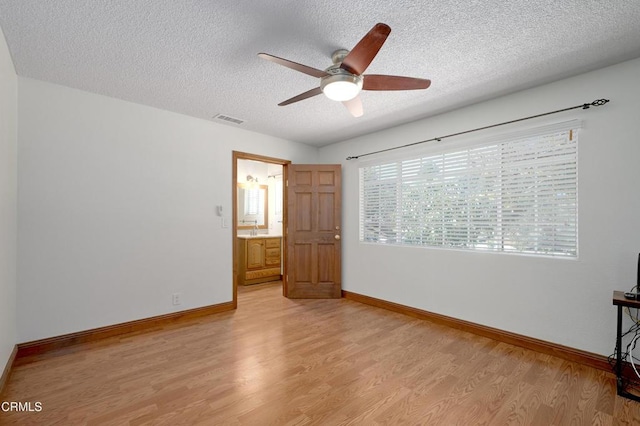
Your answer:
[323,81,360,101]
[320,73,363,101]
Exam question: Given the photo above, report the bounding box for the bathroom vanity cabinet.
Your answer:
[237,236,282,285]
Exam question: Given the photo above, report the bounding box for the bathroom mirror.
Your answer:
[237,183,268,229]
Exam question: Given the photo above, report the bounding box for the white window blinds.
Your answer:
[243,187,260,215]
[359,123,579,257]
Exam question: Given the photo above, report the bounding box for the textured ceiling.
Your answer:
[1,1,639,147]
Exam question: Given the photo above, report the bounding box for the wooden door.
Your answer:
[286,164,341,298]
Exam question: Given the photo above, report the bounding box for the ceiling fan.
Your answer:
[258,23,431,117]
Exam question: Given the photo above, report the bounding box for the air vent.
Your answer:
[213,114,245,125]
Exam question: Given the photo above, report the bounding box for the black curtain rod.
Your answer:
[346,98,610,160]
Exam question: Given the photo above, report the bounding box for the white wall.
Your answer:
[0,26,17,369]
[17,78,317,342]
[319,57,640,356]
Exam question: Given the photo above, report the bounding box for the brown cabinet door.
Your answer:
[246,239,265,270]
[286,164,341,298]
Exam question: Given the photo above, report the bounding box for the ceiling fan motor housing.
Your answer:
[320,64,363,101]
[331,49,350,64]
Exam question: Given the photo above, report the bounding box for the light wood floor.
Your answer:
[2,281,640,425]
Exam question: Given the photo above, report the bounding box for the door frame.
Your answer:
[232,151,291,306]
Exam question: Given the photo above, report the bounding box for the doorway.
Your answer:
[232,151,290,307]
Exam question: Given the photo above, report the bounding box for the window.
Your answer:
[243,187,262,215]
[359,123,579,257]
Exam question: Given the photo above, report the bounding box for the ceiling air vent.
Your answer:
[213,114,245,125]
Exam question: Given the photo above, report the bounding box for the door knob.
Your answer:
[335,235,341,240]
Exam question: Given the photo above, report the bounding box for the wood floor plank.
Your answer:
[2,281,640,425]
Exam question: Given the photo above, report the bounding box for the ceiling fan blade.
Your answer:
[342,96,363,117]
[258,53,329,78]
[363,75,431,91]
[340,23,391,75]
[278,87,323,106]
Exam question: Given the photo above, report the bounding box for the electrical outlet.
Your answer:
[172,293,181,306]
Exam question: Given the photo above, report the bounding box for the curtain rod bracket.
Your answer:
[590,98,610,107]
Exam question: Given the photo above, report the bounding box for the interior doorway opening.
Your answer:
[232,151,290,307]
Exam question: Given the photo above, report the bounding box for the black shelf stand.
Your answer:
[613,290,640,402]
